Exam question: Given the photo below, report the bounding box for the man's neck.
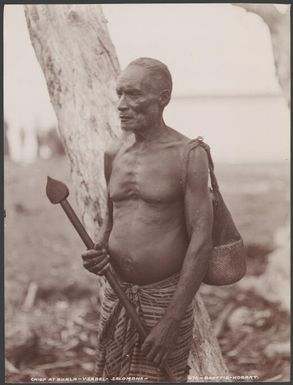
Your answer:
[134,119,167,143]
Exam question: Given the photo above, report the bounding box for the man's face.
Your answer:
[116,65,162,133]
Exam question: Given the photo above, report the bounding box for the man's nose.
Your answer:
[117,95,128,111]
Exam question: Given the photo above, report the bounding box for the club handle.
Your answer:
[60,200,94,249]
[59,199,177,381]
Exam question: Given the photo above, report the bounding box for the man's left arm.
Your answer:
[142,146,213,365]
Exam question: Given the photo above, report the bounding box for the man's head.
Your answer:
[116,57,172,133]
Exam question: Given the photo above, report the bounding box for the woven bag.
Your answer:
[182,137,246,286]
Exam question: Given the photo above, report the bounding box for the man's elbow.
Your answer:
[190,231,213,256]
[201,239,213,258]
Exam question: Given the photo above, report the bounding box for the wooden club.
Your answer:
[46,176,177,382]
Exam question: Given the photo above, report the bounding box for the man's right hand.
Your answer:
[81,243,110,276]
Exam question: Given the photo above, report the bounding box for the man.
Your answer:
[81,57,213,382]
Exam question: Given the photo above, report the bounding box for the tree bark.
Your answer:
[25,4,121,238]
[25,4,229,379]
[233,4,290,106]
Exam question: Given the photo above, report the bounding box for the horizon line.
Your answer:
[172,92,282,99]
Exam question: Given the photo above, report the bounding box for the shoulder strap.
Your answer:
[182,136,219,192]
[181,137,201,187]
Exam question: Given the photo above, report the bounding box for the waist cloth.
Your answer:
[95,272,194,382]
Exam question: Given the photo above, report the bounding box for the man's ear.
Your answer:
[159,89,171,108]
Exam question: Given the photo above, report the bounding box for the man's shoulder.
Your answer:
[182,137,209,173]
[188,144,209,168]
[166,126,189,144]
[104,135,128,181]
[182,142,210,193]
[168,128,207,162]
[104,135,126,160]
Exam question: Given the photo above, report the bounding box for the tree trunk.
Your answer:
[233,4,290,106]
[25,4,229,379]
[25,4,121,238]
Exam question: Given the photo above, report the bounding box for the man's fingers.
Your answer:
[83,254,108,266]
[96,262,110,276]
[155,351,169,367]
[83,258,99,268]
[81,249,106,261]
[94,243,107,252]
[142,338,170,366]
[161,352,169,365]
[153,350,164,366]
[145,344,160,362]
[83,254,109,269]
[90,256,110,274]
[141,339,150,355]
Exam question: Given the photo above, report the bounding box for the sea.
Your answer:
[163,95,290,164]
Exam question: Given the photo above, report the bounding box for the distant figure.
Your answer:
[81,58,213,382]
[37,128,65,159]
[4,5,57,163]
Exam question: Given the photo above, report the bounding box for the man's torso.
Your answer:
[108,129,191,284]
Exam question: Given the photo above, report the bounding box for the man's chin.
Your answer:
[121,122,138,132]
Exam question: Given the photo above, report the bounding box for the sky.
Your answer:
[3,4,290,163]
[4,4,288,100]
[103,3,285,96]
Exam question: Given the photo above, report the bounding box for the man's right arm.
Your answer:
[95,150,114,245]
[81,140,121,276]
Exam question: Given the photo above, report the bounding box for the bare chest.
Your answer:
[109,146,183,203]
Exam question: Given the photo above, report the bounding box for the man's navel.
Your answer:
[121,255,137,273]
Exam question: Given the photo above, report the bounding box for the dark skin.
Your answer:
[81,63,213,367]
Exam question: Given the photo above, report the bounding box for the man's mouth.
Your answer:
[120,116,132,122]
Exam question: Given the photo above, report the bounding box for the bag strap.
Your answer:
[182,136,219,192]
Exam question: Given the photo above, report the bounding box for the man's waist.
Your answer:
[108,267,181,292]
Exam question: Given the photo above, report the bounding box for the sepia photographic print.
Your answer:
[4,3,290,384]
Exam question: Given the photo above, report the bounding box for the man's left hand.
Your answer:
[141,316,181,366]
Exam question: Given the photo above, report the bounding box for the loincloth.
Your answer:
[95,272,194,383]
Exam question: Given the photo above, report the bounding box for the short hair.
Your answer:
[127,57,173,99]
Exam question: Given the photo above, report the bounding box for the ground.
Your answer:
[4,156,290,383]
